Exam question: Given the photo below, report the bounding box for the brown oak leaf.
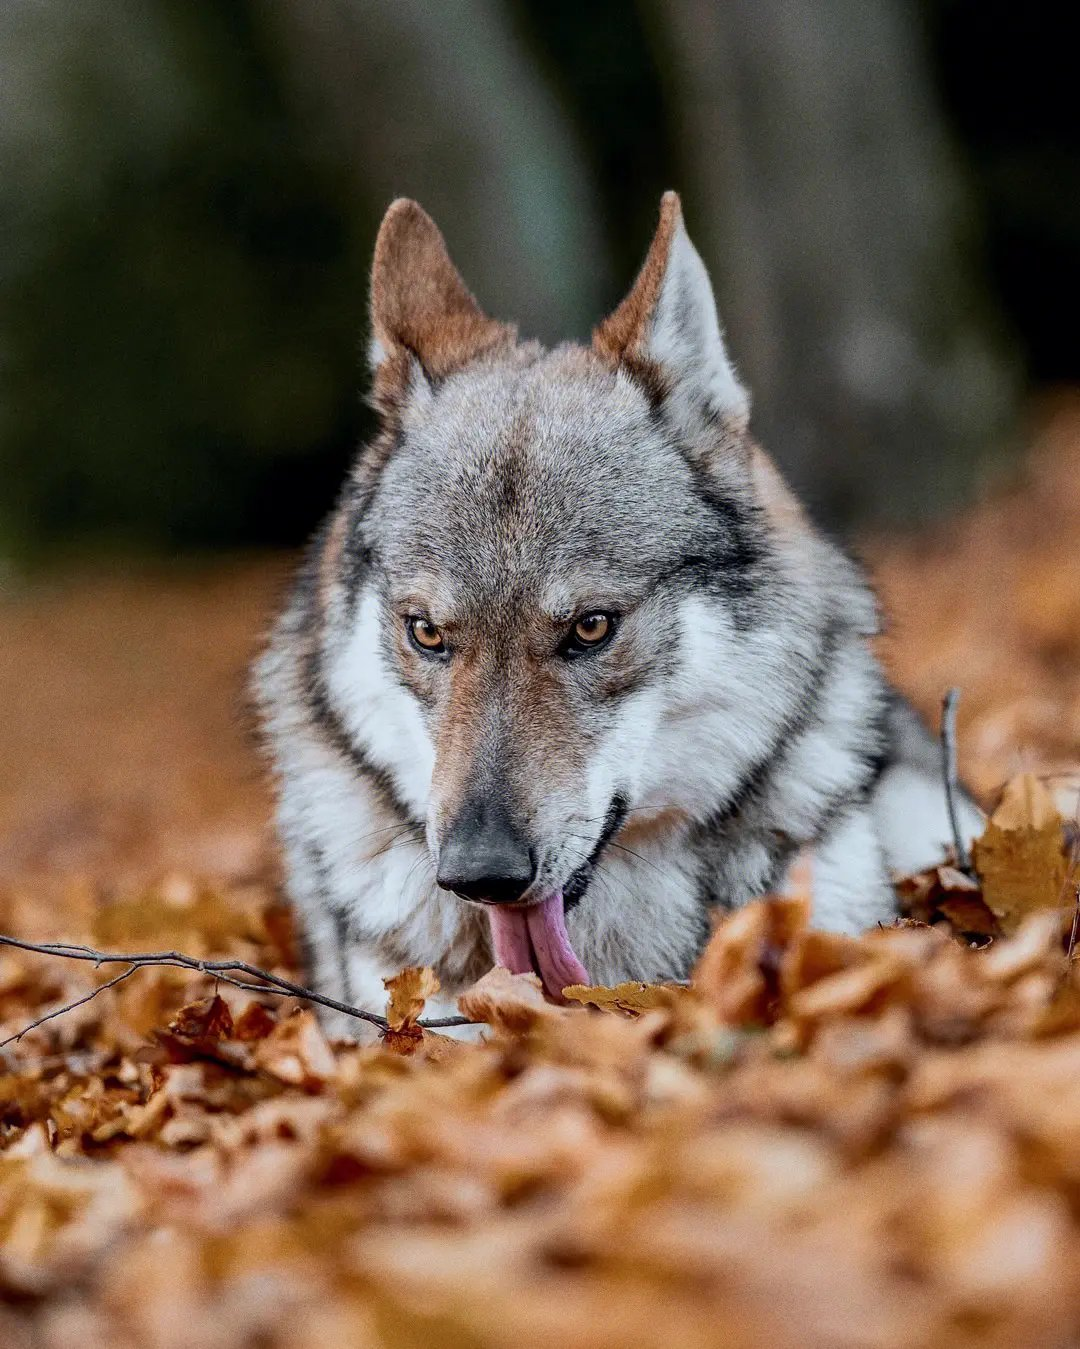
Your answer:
[381,966,440,1055]
[458,967,569,1033]
[973,774,1069,934]
[562,981,687,1016]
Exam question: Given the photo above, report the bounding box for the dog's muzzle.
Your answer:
[435,795,536,906]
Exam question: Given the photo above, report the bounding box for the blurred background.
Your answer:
[1,0,1077,555]
[1,0,1078,891]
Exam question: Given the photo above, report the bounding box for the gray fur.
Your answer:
[254,202,982,1035]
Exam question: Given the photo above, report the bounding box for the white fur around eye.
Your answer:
[322,591,436,819]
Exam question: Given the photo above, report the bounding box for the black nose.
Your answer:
[436,797,536,905]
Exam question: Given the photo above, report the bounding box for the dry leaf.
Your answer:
[692,895,811,1025]
[562,981,687,1015]
[252,1010,335,1087]
[897,860,1001,937]
[938,892,1000,936]
[166,994,234,1042]
[233,1002,278,1041]
[4,420,1080,1346]
[458,967,568,1032]
[780,847,815,903]
[973,774,1069,933]
[156,994,237,1064]
[383,966,440,1032]
[380,966,440,1055]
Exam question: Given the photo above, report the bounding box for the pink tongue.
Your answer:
[487,893,589,1001]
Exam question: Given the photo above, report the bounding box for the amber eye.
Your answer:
[575,613,611,644]
[564,611,616,657]
[407,616,446,655]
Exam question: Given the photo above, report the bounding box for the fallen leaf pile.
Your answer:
[1,407,1079,1345]
[0,783,1076,1348]
[900,772,1077,940]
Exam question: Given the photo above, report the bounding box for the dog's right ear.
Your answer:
[368,199,514,417]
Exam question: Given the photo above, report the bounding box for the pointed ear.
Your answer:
[594,192,748,439]
[369,199,514,412]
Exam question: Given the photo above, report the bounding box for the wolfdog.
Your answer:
[255,192,981,1032]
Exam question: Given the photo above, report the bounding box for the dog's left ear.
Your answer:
[594,192,749,442]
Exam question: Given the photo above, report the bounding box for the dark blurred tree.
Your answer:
[260,0,610,343]
[0,0,366,552]
[505,0,676,300]
[930,0,1080,384]
[0,0,609,555]
[3,0,1070,555]
[641,0,1018,524]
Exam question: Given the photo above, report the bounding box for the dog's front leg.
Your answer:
[292,905,385,1043]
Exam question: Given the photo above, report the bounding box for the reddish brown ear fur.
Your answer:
[593,191,682,362]
[370,200,514,396]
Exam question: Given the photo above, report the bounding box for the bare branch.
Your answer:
[1067,888,1080,963]
[0,964,139,1048]
[1065,798,1080,961]
[0,935,476,1041]
[940,688,973,875]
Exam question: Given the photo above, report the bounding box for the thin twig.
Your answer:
[940,688,973,875]
[1067,887,1080,962]
[0,935,476,1040]
[1064,795,1080,960]
[1058,791,1080,907]
[0,964,139,1048]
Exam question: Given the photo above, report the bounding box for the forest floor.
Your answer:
[1,399,1079,1347]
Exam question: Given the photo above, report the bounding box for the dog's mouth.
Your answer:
[486,892,589,1001]
[480,795,628,1001]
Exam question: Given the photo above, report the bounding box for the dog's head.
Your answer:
[342,195,768,990]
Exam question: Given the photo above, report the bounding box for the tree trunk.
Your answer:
[262,0,611,346]
[651,0,1018,525]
